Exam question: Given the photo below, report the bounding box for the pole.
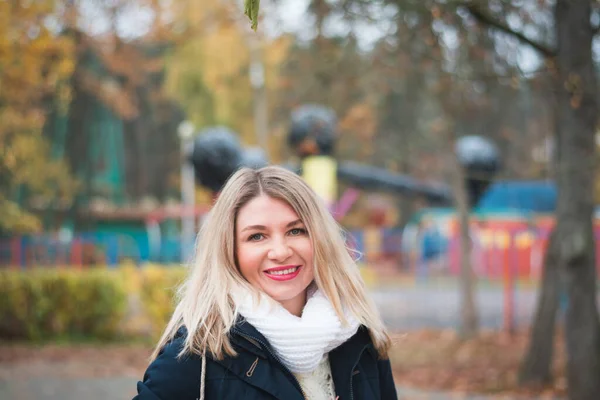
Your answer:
[178,121,196,264]
[249,37,269,152]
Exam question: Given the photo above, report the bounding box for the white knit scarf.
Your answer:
[233,284,360,374]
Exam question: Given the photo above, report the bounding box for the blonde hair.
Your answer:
[151,166,391,361]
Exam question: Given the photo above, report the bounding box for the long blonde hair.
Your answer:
[151,166,391,361]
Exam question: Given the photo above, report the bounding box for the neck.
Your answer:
[278,290,307,317]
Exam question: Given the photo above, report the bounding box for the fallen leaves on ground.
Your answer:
[389,329,566,397]
[0,342,152,379]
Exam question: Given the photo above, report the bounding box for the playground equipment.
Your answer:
[187,104,500,213]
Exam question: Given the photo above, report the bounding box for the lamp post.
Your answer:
[249,39,268,152]
[178,120,196,264]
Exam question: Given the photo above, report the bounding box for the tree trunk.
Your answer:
[452,155,478,339]
[519,229,560,385]
[519,85,562,386]
[554,1,600,399]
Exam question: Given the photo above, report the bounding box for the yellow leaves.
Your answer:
[10,135,50,176]
[3,150,17,171]
[0,108,46,136]
[0,269,128,339]
[3,132,78,201]
[0,198,42,233]
[1,29,74,109]
[338,103,378,160]
[139,266,187,337]
[55,82,72,112]
[0,1,77,234]
[202,24,250,84]
[164,0,290,148]
[339,103,377,140]
[263,35,292,69]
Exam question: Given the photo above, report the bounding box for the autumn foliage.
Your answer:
[0,1,77,233]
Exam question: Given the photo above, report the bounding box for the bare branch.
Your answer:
[464,3,556,58]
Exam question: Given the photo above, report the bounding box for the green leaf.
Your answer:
[244,0,260,31]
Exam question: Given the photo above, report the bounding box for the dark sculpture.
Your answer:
[288,104,337,157]
[187,106,500,208]
[455,135,501,208]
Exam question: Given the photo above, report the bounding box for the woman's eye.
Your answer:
[248,233,264,241]
[289,228,306,236]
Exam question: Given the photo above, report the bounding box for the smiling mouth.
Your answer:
[265,266,300,276]
[264,265,302,281]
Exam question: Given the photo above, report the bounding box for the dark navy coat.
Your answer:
[134,320,398,400]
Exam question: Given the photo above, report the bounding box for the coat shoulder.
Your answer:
[134,336,207,400]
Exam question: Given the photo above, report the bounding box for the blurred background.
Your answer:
[1,0,599,399]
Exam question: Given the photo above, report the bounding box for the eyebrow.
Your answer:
[240,219,303,233]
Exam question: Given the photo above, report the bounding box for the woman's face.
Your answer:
[236,195,314,316]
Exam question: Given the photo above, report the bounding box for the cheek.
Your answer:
[303,242,315,279]
[237,245,263,279]
[298,239,314,265]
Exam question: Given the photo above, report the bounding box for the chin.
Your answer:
[265,286,305,303]
[256,271,314,305]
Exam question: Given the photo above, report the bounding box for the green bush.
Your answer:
[138,266,187,337]
[0,269,127,340]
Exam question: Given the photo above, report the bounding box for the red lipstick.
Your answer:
[264,265,302,281]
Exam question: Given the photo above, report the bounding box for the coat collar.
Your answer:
[229,318,374,400]
[229,318,270,359]
[328,325,373,400]
[225,318,305,399]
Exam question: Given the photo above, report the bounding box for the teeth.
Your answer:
[267,267,298,275]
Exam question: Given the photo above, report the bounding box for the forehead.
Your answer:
[236,195,300,226]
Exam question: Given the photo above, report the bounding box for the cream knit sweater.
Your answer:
[292,355,337,400]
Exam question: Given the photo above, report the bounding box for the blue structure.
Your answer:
[476,180,556,213]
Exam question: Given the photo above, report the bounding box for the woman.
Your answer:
[134,166,397,400]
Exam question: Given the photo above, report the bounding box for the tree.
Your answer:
[250,1,600,397]
[466,1,600,398]
[164,0,290,156]
[0,1,78,234]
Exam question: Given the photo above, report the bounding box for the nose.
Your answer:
[267,237,293,262]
